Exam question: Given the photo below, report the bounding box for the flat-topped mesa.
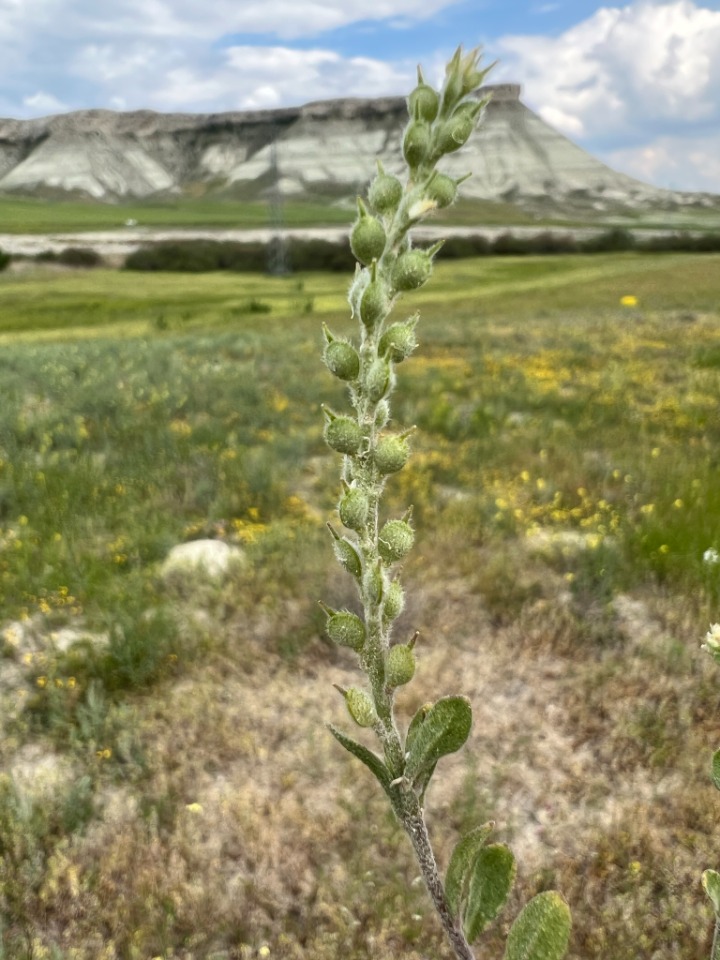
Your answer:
[0,84,712,210]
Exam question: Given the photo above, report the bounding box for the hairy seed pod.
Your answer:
[327,611,366,651]
[351,211,387,265]
[392,249,433,292]
[378,519,415,564]
[382,578,405,623]
[339,487,369,531]
[386,644,416,688]
[360,278,388,330]
[379,318,418,363]
[434,100,484,156]
[403,117,432,169]
[345,687,377,727]
[374,399,390,429]
[363,560,384,605]
[374,435,410,475]
[408,72,440,123]
[426,173,458,209]
[366,358,392,403]
[324,339,360,381]
[333,537,362,579]
[324,416,363,455]
[369,169,403,215]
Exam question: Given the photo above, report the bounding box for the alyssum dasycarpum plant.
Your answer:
[319,47,571,960]
[700,624,720,960]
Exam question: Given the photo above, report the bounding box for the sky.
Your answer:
[1,0,720,193]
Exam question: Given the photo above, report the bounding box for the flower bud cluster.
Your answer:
[321,47,490,742]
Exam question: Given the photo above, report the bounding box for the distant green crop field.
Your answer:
[0,194,353,234]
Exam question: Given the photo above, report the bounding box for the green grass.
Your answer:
[1,252,720,959]
[0,194,353,234]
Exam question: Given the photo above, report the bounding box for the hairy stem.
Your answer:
[401,806,476,960]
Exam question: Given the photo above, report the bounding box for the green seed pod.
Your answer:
[360,278,389,330]
[386,644,416,688]
[333,536,362,579]
[426,173,458,209]
[339,487,369,531]
[363,560,384,605]
[350,203,387,265]
[345,687,377,727]
[365,358,392,403]
[379,317,418,363]
[403,117,432,169]
[324,339,360,381]
[383,578,405,623]
[434,100,484,156]
[374,399,390,429]
[327,611,366,651]
[324,415,363,455]
[378,519,415,563]
[369,164,403,215]
[392,249,433,292]
[408,68,440,123]
[374,434,410,475]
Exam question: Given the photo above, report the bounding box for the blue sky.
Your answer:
[1,1,720,192]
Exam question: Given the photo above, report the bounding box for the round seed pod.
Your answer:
[327,611,366,651]
[379,320,418,363]
[333,537,362,579]
[365,358,392,403]
[392,250,433,292]
[351,214,387,265]
[324,339,360,381]
[386,644,416,688]
[408,82,440,123]
[369,171,403,215]
[374,435,410,475]
[403,118,432,169]
[374,399,390,429]
[363,561,384,605]
[434,102,482,156]
[382,578,405,623]
[345,687,377,727]
[378,519,415,564]
[339,487,369,531]
[426,173,458,209]
[360,279,388,330]
[324,416,363,455]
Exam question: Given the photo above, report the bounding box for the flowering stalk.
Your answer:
[320,47,571,960]
[701,625,720,958]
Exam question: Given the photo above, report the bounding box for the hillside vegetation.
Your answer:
[1,254,719,959]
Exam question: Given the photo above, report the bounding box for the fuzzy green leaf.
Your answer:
[445,823,495,917]
[328,724,394,799]
[464,843,516,942]
[404,696,472,787]
[703,870,720,916]
[712,750,720,792]
[504,891,571,960]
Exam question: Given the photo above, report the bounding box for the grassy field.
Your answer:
[1,253,720,959]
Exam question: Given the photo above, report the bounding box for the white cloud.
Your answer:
[496,1,720,144]
[607,134,720,192]
[22,91,67,114]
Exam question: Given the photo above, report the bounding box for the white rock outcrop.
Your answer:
[160,539,246,581]
[1,86,714,212]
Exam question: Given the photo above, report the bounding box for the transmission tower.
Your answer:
[267,135,290,276]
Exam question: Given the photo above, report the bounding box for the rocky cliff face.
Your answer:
[0,86,713,212]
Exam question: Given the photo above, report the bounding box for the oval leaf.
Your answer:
[504,891,571,960]
[445,822,495,917]
[328,723,394,799]
[404,695,472,787]
[703,869,720,916]
[712,750,720,792]
[463,843,516,943]
[405,701,433,757]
